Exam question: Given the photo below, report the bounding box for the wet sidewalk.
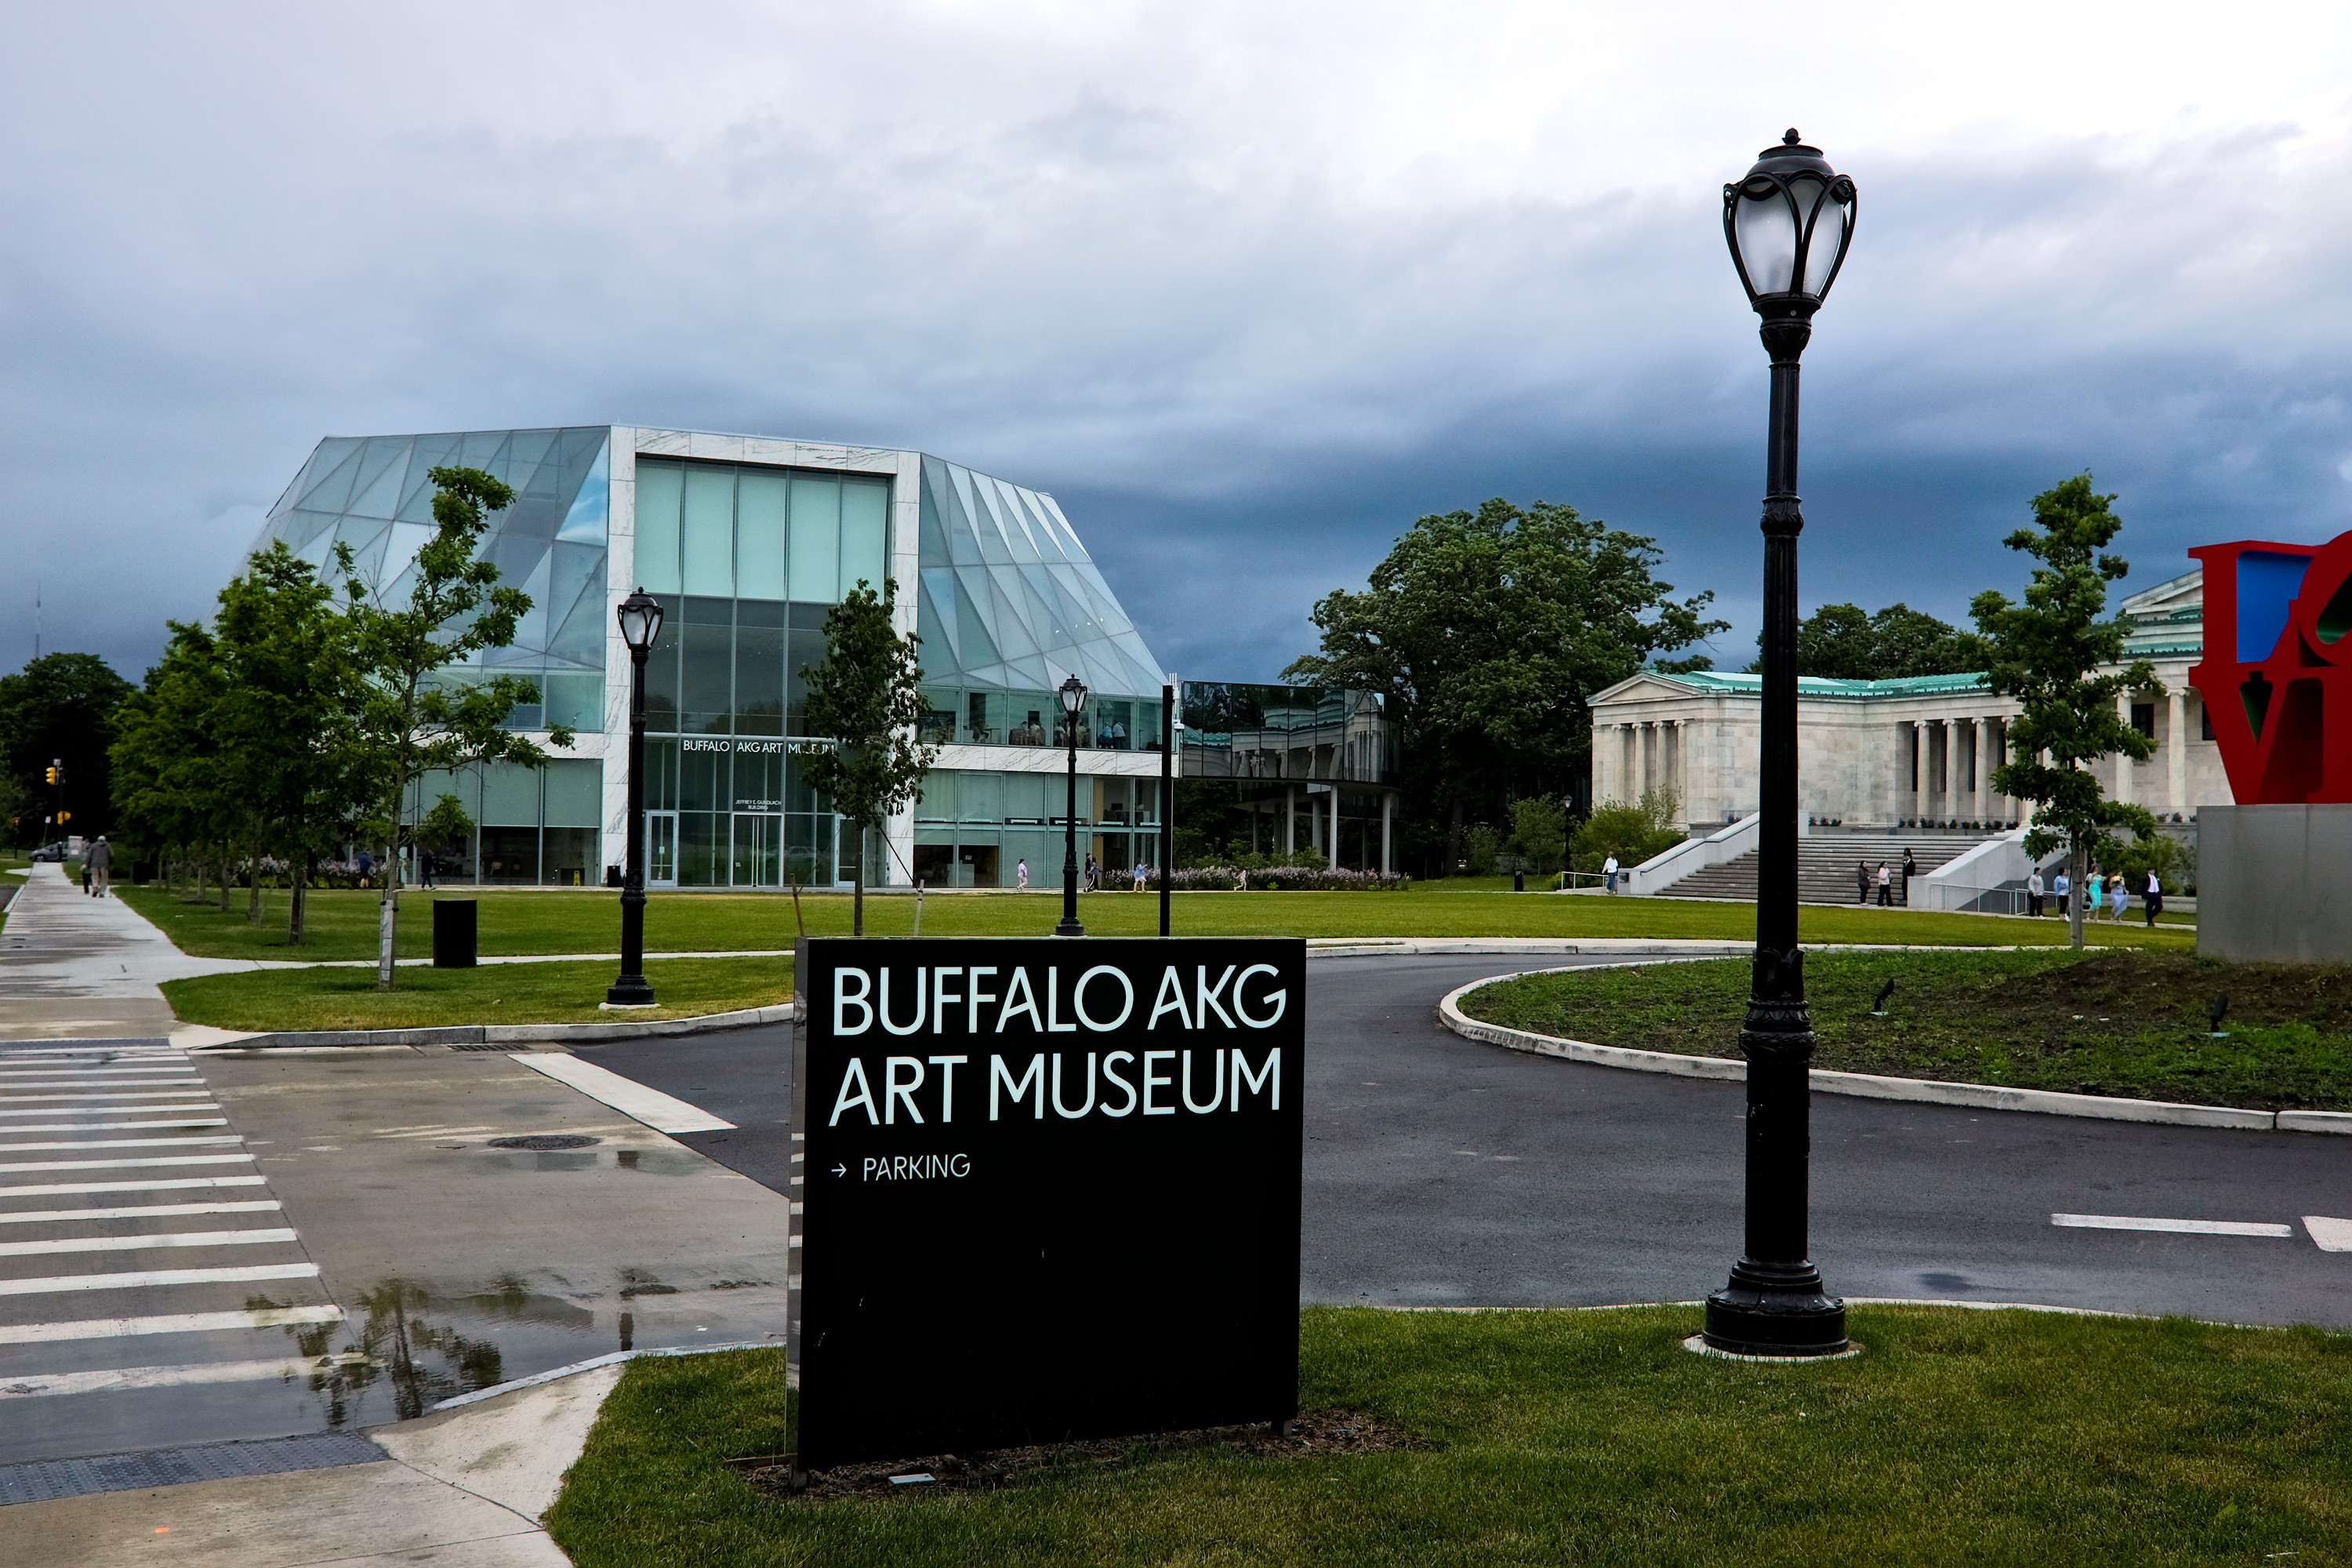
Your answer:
[0,867,248,1042]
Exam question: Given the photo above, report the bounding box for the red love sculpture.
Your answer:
[2188,531,2352,803]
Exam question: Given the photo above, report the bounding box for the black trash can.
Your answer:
[433,899,478,968]
[1512,871,1526,892]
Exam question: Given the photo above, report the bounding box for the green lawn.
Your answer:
[1460,949,2352,1111]
[118,882,2194,961]
[160,956,792,1032]
[546,1305,2352,1568]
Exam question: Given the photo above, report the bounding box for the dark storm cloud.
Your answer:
[3,5,2350,687]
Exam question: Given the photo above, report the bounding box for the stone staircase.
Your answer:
[1657,831,1999,906]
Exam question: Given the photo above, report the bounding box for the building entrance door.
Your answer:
[732,812,782,887]
[646,812,677,888]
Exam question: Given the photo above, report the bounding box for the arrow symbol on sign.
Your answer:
[832,1163,846,1177]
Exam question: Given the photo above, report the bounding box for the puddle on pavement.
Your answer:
[477,1145,706,1177]
[250,1274,624,1426]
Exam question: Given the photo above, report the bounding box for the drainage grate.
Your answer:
[489,1134,602,1151]
[0,1432,387,1506]
[446,1041,509,1051]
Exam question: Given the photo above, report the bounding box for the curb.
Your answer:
[1437,970,2352,1135]
[426,1340,779,1412]
[187,1001,801,1052]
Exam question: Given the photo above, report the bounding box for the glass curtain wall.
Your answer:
[633,456,891,887]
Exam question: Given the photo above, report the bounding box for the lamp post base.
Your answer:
[1702,1259,1848,1358]
[1053,918,1086,937]
[605,975,657,1008]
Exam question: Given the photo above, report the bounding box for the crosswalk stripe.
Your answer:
[0,1174,267,1200]
[0,1068,200,1077]
[0,1154,256,1174]
[0,1228,301,1260]
[0,1262,320,1298]
[0,1304,344,1345]
[0,1201,282,1226]
[0,1081,203,1091]
[0,1137,245,1153]
[0,1100,224,1109]
[0,1120,229,1134]
[0,1104,217,1117]
[0,1355,374,1398]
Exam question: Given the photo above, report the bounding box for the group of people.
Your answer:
[78,835,112,897]
[2026,866,2163,926]
[1853,851,1922,907]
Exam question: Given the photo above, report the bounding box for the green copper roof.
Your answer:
[1649,670,1991,699]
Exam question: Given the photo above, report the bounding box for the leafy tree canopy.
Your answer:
[1742,602,1991,680]
[0,651,135,841]
[799,579,938,931]
[1283,499,1725,866]
[1970,473,2161,948]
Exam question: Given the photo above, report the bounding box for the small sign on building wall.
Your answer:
[790,937,1305,1470]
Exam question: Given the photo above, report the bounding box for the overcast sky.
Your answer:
[6,1,2352,685]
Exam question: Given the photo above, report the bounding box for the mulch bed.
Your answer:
[733,1408,1421,1499]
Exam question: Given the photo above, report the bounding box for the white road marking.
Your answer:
[0,1092,222,1104]
[0,1153,256,1174]
[0,1136,245,1153]
[0,1080,203,1091]
[0,1174,267,1199]
[0,1069,200,1080]
[372,1126,503,1139]
[2303,1216,2352,1253]
[0,1261,320,1298]
[0,1120,229,1134]
[2052,1213,2296,1237]
[0,1102,216,1117]
[0,1303,343,1345]
[507,1053,736,1134]
[0,1200,282,1225]
[0,1227,301,1259]
[0,1355,375,1398]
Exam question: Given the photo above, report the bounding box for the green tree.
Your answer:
[341,466,571,989]
[0,652,136,844]
[214,543,368,943]
[1970,474,2161,950]
[1569,786,1686,877]
[1505,794,1569,876]
[1285,499,1725,874]
[110,625,232,896]
[798,580,938,936]
[1762,602,1992,680]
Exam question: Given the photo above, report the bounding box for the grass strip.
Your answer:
[1460,949,2352,1111]
[546,1305,2352,1567]
[115,882,2194,963]
[158,956,791,1031]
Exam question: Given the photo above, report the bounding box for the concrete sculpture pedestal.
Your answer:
[2197,804,2352,964]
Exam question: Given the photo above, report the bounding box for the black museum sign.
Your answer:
[790,936,1305,1471]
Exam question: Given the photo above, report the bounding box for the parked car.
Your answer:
[28,841,67,862]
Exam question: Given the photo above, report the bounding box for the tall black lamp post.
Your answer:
[1702,130,1857,1358]
[1054,673,1088,937]
[607,588,664,1007]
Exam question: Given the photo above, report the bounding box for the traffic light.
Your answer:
[58,811,70,824]
[44,767,56,786]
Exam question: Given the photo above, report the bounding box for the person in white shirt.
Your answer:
[2143,871,2163,927]
[1603,854,1620,895]
[2027,868,2045,918]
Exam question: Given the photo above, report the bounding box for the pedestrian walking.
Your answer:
[2027,867,2045,918]
[2111,874,2129,924]
[1084,852,1100,892]
[1016,858,1029,891]
[2143,870,2163,927]
[357,849,375,889]
[81,851,93,895]
[1900,848,1918,891]
[1856,859,1871,904]
[86,835,112,898]
[1603,854,1620,895]
[2053,868,2071,920]
[1875,861,1892,906]
[2086,868,2105,920]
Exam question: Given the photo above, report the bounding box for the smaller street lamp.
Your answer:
[1054,673,1088,937]
[608,588,665,1007]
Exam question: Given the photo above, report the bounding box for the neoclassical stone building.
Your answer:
[1590,571,2225,829]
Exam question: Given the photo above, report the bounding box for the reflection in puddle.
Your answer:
[477,1146,705,1177]
[250,1276,588,1423]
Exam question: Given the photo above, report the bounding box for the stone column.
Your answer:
[2114,692,2135,804]
[1381,791,1393,875]
[1327,787,1339,869]
[1284,785,1295,854]
[1980,717,2003,820]
[2166,688,2187,818]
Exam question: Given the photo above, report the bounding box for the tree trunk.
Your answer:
[376,844,400,991]
[247,836,264,924]
[289,861,307,947]
[1446,797,1465,877]
[2067,842,2086,951]
[853,860,865,938]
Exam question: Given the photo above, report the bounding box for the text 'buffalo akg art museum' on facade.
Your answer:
[250,426,1400,890]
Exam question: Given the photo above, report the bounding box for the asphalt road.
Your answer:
[583,953,2352,1326]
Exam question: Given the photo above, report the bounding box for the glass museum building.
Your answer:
[251,424,1400,889]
